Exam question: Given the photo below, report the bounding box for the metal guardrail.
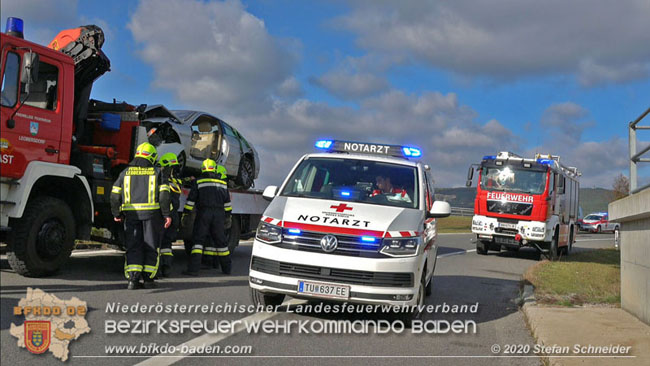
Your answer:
[451,207,474,217]
[629,107,650,194]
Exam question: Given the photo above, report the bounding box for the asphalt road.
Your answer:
[1,232,616,366]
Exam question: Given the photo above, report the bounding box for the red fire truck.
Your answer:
[466,152,580,260]
[1,18,266,277]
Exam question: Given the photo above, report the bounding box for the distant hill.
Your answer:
[436,187,613,216]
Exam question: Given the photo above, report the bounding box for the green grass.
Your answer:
[524,249,620,306]
[436,215,472,233]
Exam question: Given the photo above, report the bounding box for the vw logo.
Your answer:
[320,234,338,253]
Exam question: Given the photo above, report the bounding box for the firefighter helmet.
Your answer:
[201,159,217,173]
[159,152,179,167]
[135,142,157,163]
[216,165,227,179]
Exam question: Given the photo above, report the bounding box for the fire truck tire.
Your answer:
[476,240,488,255]
[228,216,241,254]
[7,197,75,277]
[549,232,559,261]
[251,288,285,307]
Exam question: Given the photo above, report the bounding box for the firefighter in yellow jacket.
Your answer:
[182,159,232,276]
[111,142,172,289]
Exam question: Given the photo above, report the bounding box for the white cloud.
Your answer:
[336,0,650,85]
[127,0,298,115]
[311,69,389,100]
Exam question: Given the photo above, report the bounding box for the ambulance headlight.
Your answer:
[256,222,282,244]
[380,237,421,257]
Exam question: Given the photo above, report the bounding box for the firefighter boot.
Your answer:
[127,272,143,290]
[219,255,232,275]
[182,250,202,276]
[143,276,157,289]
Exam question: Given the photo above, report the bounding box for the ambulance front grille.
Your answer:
[279,229,384,258]
[251,256,414,288]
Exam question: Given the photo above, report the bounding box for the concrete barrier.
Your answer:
[609,188,650,325]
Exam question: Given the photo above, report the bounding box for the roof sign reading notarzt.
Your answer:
[314,140,422,159]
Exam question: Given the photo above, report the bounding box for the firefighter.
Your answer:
[211,165,233,270]
[111,142,172,290]
[158,152,183,277]
[182,159,232,276]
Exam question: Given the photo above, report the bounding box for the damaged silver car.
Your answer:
[142,106,260,189]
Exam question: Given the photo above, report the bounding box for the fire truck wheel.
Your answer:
[476,240,488,255]
[251,288,285,307]
[7,197,75,277]
[549,233,560,261]
[228,216,241,254]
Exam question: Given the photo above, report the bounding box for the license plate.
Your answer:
[495,236,518,245]
[499,222,517,229]
[298,280,350,299]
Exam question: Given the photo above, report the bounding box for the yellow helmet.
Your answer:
[201,159,217,173]
[135,142,157,163]
[159,152,179,167]
[216,165,227,179]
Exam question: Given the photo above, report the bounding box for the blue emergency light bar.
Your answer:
[340,191,351,197]
[315,139,423,159]
[482,155,497,160]
[361,236,377,243]
[288,228,302,235]
[5,17,24,38]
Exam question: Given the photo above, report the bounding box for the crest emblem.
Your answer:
[30,122,39,136]
[25,321,51,354]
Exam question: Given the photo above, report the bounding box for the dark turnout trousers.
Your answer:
[187,208,231,274]
[124,213,162,280]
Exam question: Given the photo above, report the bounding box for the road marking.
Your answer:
[135,299,304,366]
[575,238,614,242]
[437,249,476,258]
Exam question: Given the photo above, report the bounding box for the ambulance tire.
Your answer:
[476,240,488,255]
[7,197,75,277]
[251,288,285,307]
[397,274,426,327]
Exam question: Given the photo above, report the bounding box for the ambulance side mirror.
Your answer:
[428,201,451,218]
[262,185,278,201]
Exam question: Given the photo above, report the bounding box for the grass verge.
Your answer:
[436,215,472,233]
[523,249,620,306]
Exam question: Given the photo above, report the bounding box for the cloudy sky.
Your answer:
[4,0,650,188]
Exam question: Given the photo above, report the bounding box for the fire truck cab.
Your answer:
[466,152,580,260]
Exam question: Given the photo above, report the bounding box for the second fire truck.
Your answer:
[466,152,580,260]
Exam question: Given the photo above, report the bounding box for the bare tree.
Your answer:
[612,173,630,201]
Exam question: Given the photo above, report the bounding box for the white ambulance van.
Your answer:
[249,140,451,314]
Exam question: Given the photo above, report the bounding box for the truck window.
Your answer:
[480,166,547,195]
[1,52,20,108]
[20,59,58,111]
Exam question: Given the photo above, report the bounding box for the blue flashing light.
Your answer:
[361,236,377,243]
[402,147,422,157]
[315,140,333,149]
[537,158,555,166]
[288,228,302,235]
[6,17,24,37]
[483,155,497,160]
[340,191,351,197]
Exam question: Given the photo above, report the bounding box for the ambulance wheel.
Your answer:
[228,216,241,254]
[397,274,425,327]
[7,197,75,277]
[251,288,285,307]
[425,261,436,297]
[476,240,488,255]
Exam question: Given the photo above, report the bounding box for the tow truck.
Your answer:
[0,18,266,277]
[466,152,580,260]
[249,140,451,320]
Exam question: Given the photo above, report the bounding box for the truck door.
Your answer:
[1,50,63,178]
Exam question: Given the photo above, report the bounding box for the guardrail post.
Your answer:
[630,122,637,192]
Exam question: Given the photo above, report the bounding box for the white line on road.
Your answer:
[437,249,476,258]
[575,238,614,242]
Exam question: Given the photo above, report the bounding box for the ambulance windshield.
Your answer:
[480,166,547,195]
[281,157,419,209]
